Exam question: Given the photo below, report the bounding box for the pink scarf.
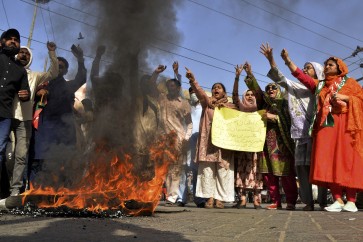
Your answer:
[239,90,257,112]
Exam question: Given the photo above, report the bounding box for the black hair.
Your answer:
[57,57,69,69]
[166,78,181,87]
[211,82,226,93]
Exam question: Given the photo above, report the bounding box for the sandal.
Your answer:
[214,199,224,209]
[205,197,214,209]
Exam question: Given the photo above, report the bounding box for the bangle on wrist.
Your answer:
[285,60,291,65]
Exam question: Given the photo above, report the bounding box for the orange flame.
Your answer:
[22,132,178,216]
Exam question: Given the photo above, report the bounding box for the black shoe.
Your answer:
[286,204,296,210]
[197,202,205,208]
[176,202,185,207]
[319,204,327,211]
[233,201,246,209]
[302,205,314,211]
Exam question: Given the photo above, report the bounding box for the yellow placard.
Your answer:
[211,107,266,152]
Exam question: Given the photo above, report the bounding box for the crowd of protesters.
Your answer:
[0,28,363,213]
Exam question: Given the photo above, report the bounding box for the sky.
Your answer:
[1,0,363,96]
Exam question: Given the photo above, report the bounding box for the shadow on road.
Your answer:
[0,215,191,242]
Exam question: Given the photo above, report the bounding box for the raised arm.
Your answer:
[184,104,193,141]
[147,64,167,98]
[281,48,317,92]
[173,61,182,82]
[67,44,87,93]
[36,42,59,85]
[90,45,105,81]
[243,62,264,108]
[232,64,243,109]
[280,48,298,73]
[185,67,210,108]
[260,43,288,89]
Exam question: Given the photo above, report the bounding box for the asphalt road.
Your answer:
[0,202,362,242]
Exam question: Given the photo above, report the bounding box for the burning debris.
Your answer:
[1,132,178,217]
[0,0,182,217]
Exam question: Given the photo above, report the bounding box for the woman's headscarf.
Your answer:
[239,90,257,112]
[306,61,325,80]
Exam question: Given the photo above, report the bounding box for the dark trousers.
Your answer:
[296,165,327,206]
[0,118,11,195]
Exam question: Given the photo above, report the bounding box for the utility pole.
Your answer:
[27,0,51,48]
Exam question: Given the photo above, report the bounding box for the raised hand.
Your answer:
[235,64,243,78]
[71,44,84,61]
[185,67,195,82]
[260,43,273,61]
[155,64,167,74]
[243,61,252,76]
[172,61,179,74]
[96,45,106,57]
[46,41,57,51]
[280,48,290,62]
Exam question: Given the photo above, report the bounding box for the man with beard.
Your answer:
[4,41,58,197]
[0,29,30,196]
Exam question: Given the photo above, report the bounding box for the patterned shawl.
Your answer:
[208,95,229,109]
[263,83,294,156]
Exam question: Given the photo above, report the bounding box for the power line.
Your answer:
[0,27,111,63]
[240,0,353,50]
[16,0,269,80]
[10,2,361,84]
[261,0,363,43]
[52,0,99,18]
[18,0,97,28]
[1,0,10,28]
[149,44,269,83]
[349,66,361,73]
[23,0,337,59]
[154,37,235,67]
[20,0,361,77]
[186,0,334,57]
[0,26,256,85]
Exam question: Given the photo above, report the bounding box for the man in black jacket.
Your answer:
[0,28,30,196]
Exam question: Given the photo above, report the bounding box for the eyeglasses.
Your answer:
[303,66,313,71]
[265,85,278,91]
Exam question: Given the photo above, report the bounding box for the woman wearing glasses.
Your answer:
[243,62,298,210]
[260,43,327,211]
